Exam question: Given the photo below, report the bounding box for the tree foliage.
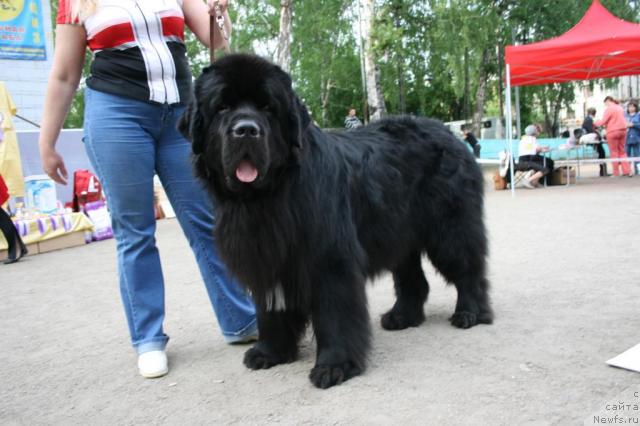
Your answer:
[53,0,640,134]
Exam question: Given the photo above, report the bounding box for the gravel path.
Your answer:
[2,174,639,425]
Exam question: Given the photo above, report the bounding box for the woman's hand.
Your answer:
[207,0,228,15]
[185,0,231,48]
[40,147,69,185]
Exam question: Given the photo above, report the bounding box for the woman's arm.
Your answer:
[183,0,231,49]
[594,108,611,128]
[38,25,87,185]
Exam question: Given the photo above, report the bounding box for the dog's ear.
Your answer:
[272,63,310,158]
[290,94,311,153]
[178,99,206,155]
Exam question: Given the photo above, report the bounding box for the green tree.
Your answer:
[52,0,640,134]
[291,0,363,127]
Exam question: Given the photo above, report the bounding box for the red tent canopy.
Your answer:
[505,0,640,87]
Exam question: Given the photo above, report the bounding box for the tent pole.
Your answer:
[515,86,521,141]
[511,27,522,140]
[506,64,515,198]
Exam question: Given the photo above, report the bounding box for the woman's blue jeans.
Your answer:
[83,88,256,353]
[626,143,640,175]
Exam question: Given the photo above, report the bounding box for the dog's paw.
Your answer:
[381,309,425,331]
[309,362,362,389]
[449,311,479,329]
[450,309,493,329]
[243,347,283,370]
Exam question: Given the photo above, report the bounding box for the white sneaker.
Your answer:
[138,350,168,378]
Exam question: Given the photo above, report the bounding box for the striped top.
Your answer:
[57,0,192,104]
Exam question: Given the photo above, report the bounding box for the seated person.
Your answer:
[517,124,554,188]
[567,128,582,147]
[461,128,481,158]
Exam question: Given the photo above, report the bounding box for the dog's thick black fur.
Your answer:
[179,54,492,389]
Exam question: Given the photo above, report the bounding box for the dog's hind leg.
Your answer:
[381,251,429,330]
[243,307,308,370]
[308,257,371,389]
[426,220,493,329]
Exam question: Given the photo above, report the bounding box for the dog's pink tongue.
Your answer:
[236,160,258,183]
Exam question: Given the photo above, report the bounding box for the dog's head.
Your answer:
[179,54,311,196]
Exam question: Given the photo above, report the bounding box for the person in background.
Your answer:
[534,123,543,136]
[39,0,256,379]
[624,100,640,176]
[595,96,631,177]
[517,124,553,189]
[567,128,582,147]
[0,112,27,264]
[581,107,608,176]
[344,108,363,130]
[462,128,481,158]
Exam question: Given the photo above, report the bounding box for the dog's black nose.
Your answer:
[232,120,261,139]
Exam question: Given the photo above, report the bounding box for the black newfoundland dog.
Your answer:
[179,54,492,389]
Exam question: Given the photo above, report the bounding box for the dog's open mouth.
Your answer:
[235,159,259,183]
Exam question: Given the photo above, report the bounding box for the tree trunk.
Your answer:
[394,5,405,114]
[541,89,552,136]
[541,85,566,137]
[361,0,386,121]
[275,0,293,72]
[464,47,471,122]
[320,43,337,127]
[472,49,490,136]
[498,46,504,127]
[320,76,333,127]
[551,85,566,137]
[396,53,405,114]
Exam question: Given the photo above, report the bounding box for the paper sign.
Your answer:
[607,343,640,373]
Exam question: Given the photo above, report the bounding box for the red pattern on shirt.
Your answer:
[56,0,185,51]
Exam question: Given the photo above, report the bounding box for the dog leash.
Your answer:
[209,1,230,63]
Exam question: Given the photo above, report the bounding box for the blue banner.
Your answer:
[0,0,47,60]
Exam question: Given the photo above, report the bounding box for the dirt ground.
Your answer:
[1,170,639,425]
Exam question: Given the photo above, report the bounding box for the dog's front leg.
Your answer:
[309,262,371,389]
[243,299,307,370]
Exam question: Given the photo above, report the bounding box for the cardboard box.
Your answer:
[37,231,87,253]
[551,167,576,185]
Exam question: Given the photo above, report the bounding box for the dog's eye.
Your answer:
[261,105,272,112]
[217,105,230,114]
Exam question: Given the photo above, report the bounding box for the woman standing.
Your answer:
[624,100,640,176]
[39,0,256,378]
[595,96,631,177]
